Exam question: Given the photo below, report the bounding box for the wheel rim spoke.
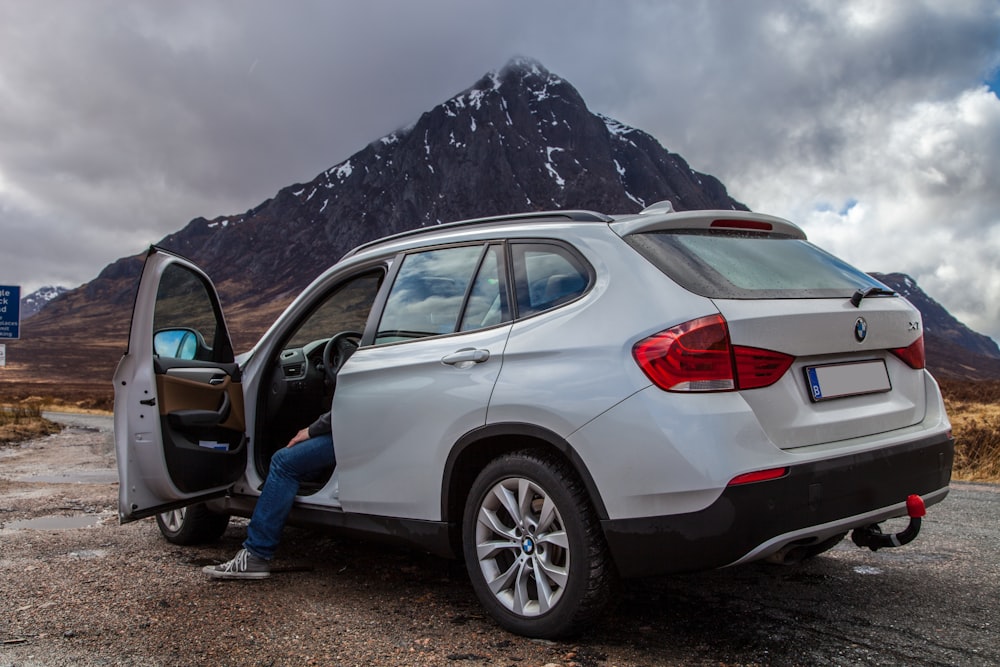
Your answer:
[532,558,557,613]
[535,495,558,533]
[536,551,569,589]
[476,536,519,561]
[512,559,532,615]
[487,555,522,597]
[164,508,185,532]
[478,506,518,540]
[493,483,523,526]
[537,528,569,550]
[517,478,533,527]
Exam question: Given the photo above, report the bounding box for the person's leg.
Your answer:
[243,433,335,560]
[203,434,334,579]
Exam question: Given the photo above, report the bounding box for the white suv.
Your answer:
[114,202,953,638]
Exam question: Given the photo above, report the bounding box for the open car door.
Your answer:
[114,246,247,523]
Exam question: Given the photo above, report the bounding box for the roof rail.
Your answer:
[342,209,613,258]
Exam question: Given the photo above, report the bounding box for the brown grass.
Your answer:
[939,380,1000,483]
[0,401,61,445]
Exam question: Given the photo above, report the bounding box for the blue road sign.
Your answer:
[0,285,21,339]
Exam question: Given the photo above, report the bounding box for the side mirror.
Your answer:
[154,328,209,361]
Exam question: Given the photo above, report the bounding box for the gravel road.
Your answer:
[1,416,997,666]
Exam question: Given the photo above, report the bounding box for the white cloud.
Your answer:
[735,84,1000,341]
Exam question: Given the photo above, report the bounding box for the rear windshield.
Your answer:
[626,230,885,299]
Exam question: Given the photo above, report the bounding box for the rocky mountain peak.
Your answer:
[144,60,747,308]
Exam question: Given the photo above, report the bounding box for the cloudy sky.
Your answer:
[1,1,999,342]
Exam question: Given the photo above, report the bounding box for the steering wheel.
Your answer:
[322,331,362,386]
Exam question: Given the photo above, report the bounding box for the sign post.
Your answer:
[0,285,20,340]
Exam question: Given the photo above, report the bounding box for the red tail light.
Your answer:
[891,335,925,369]
[733,346,796,389]
[632,315,794,392]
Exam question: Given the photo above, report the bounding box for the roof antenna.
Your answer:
[639,200,675,215]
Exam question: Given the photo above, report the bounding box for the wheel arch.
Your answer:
[441,422,610,535]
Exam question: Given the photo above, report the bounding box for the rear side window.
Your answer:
[375,240,590,344]
[511,242,591,317]
[626,231,885,299]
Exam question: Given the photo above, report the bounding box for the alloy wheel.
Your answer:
[473,476,570,617]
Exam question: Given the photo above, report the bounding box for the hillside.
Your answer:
[871,273,1000,381]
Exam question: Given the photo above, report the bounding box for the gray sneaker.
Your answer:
[203,548,270,580]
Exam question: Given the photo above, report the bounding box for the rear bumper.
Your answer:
[602,431,954,578]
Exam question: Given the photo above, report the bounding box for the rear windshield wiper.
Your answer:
[851,286,897,308]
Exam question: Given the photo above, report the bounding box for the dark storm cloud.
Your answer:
[1,0,999,340]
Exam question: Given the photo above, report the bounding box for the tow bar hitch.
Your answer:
[851,494,926,551]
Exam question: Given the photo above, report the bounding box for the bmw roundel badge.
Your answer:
[854,317,868,342]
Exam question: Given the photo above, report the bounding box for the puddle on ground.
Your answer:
[68,549,107,559]
[13,471,119,484]
[2,514,104,531]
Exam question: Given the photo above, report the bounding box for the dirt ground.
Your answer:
[0,425,617,667]
[3,421,999,667]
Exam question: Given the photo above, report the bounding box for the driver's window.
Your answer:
[285,271,383,349]
[153,263,230,362]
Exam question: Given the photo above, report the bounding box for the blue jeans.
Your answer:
[243,434,335,560]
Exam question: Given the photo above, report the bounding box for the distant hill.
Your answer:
[7,58,999,402]
[19,286,68,319]
[871,273,1000,381]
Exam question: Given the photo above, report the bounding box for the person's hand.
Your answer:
[286,427,311,448]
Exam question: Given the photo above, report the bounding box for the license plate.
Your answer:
[805,360,891,402]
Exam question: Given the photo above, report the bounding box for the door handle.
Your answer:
[441,348,490,366]
[167,390,232,428]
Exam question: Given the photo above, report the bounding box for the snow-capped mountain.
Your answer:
[148,57,745,310]
[20,285,69,319]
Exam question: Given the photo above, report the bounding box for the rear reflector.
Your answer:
[728,467,788,486]
[890,335,925,369]
[710,219,774,231]
[632,314,794,392]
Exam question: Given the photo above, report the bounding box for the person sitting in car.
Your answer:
[203,411,333,579]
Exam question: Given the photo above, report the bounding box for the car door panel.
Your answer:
[114,247,247,522]
[156,367,246,492]
[157,365,245,431]
[330,325,511,520]
[327,242,512,520]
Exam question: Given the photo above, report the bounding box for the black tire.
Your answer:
[155,503,230,545]
[462,450,617,638]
